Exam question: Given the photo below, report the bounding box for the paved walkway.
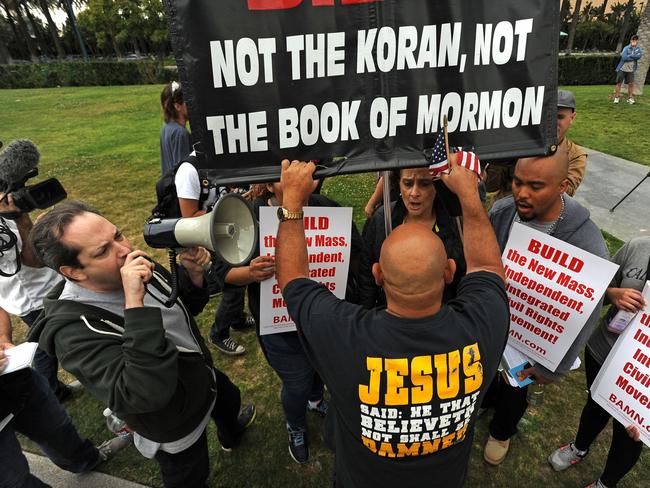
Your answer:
[25,452,150,488]
[572,147,650,242]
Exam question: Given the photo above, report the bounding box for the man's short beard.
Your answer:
[517,211,534,222]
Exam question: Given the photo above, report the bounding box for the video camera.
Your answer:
[0,140,67,219]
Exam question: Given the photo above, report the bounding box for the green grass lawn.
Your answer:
[564,85,650,167]
[1,85,648,487]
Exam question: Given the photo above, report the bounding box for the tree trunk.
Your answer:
[61,0,87,59]
[600,0,609,19]
[560,0,570,24]
[565,0,582,54]
[0,37,12,64]
[634,4,649,95]
[109,30,122,58]
[10,0,38,61]
[0,0,23,58]
[22,3,47,56]
[38,0,65,58]
[616,0,635,53]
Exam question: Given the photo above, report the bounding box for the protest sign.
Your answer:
[164,0,559,184]
[258,206,352,335]
[502,223,618,372]
[591,283,650,447]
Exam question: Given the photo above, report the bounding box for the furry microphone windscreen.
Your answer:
[0,139,40,188]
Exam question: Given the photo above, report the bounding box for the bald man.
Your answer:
[483,150,608,466]
[275,157,509,487]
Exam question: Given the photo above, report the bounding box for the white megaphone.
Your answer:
[144,193,258,266]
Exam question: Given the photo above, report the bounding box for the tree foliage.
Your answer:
[1,0,170,62]
[77,0,169,58]
[561,1,643,53]
[0,1,645,64]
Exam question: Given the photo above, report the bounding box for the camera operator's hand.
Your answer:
[121,250,155,309]
[249,255,275,282]
[0,192,20,214]
[179,247,211,288]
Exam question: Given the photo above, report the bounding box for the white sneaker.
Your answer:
[548,442,587,471]
[614,97,619,104]
[628,98,635,104]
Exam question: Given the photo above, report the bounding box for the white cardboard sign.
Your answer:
[591,283,650,448]
[259,206,352,335]
[502,223,618,371]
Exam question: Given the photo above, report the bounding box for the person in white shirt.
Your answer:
[0,192,73,401]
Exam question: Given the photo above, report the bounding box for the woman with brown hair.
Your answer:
[359,168,466,309]
[159,81,191,175]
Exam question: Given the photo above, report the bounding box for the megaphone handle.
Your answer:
[164,249,179,308]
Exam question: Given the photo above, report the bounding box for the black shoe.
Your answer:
[288,425,309,464]
[231,315,256,331]
[209,336,246,356]
[238,404,257,429]
[221,404,256,451]
[56,380,83,403]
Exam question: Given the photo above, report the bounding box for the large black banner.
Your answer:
[164,0,559,184]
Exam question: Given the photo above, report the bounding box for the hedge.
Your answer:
[0,55,624,89]
[558,54,619,85]
[0,60,175,89]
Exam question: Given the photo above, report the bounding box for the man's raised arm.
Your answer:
[440,154,505,281]
[276,160,316,292]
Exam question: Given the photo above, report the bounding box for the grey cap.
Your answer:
[558,90,576,110]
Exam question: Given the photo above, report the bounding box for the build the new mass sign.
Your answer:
[164,0,559,184]
[502,224,618,372]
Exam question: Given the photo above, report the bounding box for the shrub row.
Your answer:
[0,60,176,89]
[0,55,622,89]
[558,54,619,85]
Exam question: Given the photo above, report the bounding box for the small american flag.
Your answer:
[456,149,481,175]
[427,131,449,178]
[428,132,481,179]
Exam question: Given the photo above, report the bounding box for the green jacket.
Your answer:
[29,264,216,443]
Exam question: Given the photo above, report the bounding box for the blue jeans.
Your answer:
[209,286,246,341]
[21,310,67,400]
[260,332,323,430]
[0,369,100,488]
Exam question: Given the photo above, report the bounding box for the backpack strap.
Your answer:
[184,154,215,210]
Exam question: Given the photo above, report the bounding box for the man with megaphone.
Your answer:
[27,200,256,488]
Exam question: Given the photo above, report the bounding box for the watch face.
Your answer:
[277,207,285,221]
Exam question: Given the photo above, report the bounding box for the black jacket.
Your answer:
[359,198,467,309]
[28,263,216,443]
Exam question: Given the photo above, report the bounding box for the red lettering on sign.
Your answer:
[527,239,584,273]
[248,0,379,11]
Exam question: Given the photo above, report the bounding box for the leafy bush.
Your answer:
[0,56,622,89]
[0,60,175,89]
[558,54,619,85]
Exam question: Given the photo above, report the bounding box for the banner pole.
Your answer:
[382,171,393,238]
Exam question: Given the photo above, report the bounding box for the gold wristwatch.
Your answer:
[277,207,304,222]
